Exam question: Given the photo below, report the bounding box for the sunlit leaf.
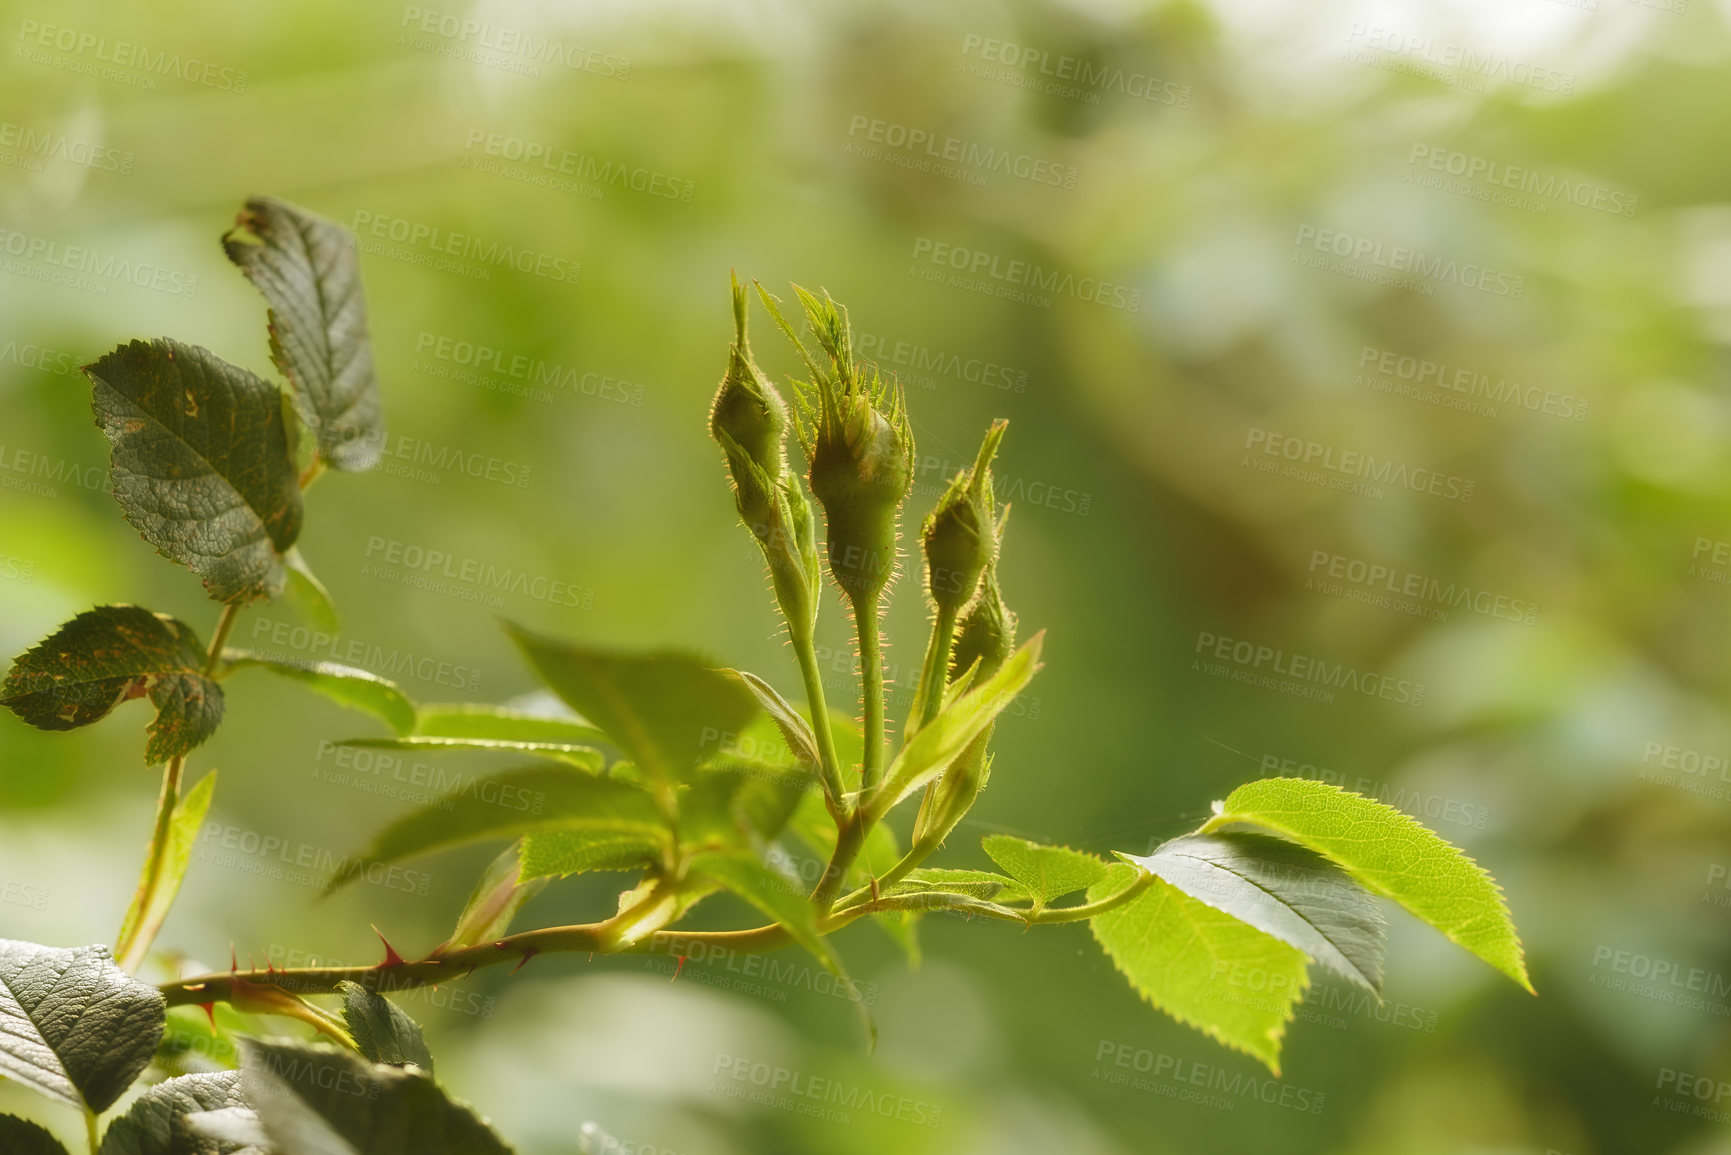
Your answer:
[115,771,218,972]
[442,842,550,947]
[86,339,302,604]
[223,196,383,471]
[981,835,1106,908]
[885,868,1029,903]
[413,703,606,746]
[1,606,222,764]
[723,669,819,768]
[340,736,601,770]
[223,652,415,735]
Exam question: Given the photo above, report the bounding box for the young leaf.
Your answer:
[679,758,810,854]
[1123,833,1387,994]
[0,1115,70,1155]
[1,606,223,764]
[686,851,824,957]
[327,767,665,892]
[723,669,820,768]
[223,196,383,471]
[86,339,303,604]
[340,736,602,770]
[116,771,218,973]
[885,868,1030,903]
[441,842,550,948]
[506,622,760,787]
[518,830,661,880]
[0,940,166,1113]
[981,835,1107,909]
[223,653,415,735]
[338,982,435,1072]
[413,703,607,746]
[285,547,341,631]
[240,1039,512,1154]
[870,632,1042,815]
[98,1071,246,1155]
[1089,864,1308,1075]
[1209,778,1532,992]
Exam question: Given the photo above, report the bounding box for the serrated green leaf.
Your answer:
[0,1115,71,1155]
[0,940,166,1112]
[981,835,1107,909]
[223,652,415,735]
[1210,778,1531,992]
[679,758,809,855]
[86,339,302,604]
[506,622,760,787]
[340,736,602,770]
[116,770,218,972]
[338,982,434,1072]
[413,703,607,746]
[98,1071,246,1155]
[182,1106,269,1151]
[887,868,1030,903]
[285,548,341,632]
[871,633,1042,815]
[328,767,665,892]
[1,606,223,764]
[442,842,550,948]
[223,196,382,472]
[1124,833,1386,994]
[723,669,819,768]
[1089,864,1308,1075]
[240,1039,512,1154]
[519,830,662,880]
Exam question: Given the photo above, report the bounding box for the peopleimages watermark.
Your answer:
[1702,862,1731,911]
[461,129,693,205]
[412,331,646,407]
[1656,1067,1731,1124]
[958,35,1190,107]
[909,237,1142,312]
[1293,225,1524,299]
[844,114,1078,189]
[0,553,36,585]
[854,328,1028,393]
[1355,344,1587,423]
[1589,945,1731,1017]
[1689,537,1731,588]
[196,821,432,896]
[1343,24,1575,95]
[1406,144,1636,220]
[258,943,497,1019]
[0,334,80,377]
[0,874,50,912]
[0,119,133,176]
[914,452,1091,517]
[247,615,483,693]
[1244,428,1476,504]
[313,740,548,815]
[710,1055,943,1128]
[1192,630,1426,708]
[1256,752,1487,829]
[348,427,534,490]
[650,934,878,1008]
[0,442,107,501]
[351,210,581,287]
[1092,1040,1325,1114]
[15,19,249,92]
[0,225,200,298]
[398,7,630,80]
[1638,739,1731,802]
[361,535,597,611]
[1306,548,1538,626]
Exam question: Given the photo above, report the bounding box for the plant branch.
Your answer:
[908,603,958,735]
[853,592,887,796]
[791,629,848,817]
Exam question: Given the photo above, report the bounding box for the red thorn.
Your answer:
[248,952,256,974]
[672,955,687,982]
[230,945,238,973]
[494,940,512,951]
[511,947,539,974]
[198,1002,217,1029]
[373,925,407,968]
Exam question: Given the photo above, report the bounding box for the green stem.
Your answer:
[84,1107,98,1154]
[853,592,886,796]
[1022,872,1155,924]
[791,629,848,816]
[811,807,865,912]
[835,831,941,909]
[909,604,958,735]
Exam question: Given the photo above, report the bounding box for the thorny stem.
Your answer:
[853,592,887,796]
[909,603,959,736]
[791,628,848,818]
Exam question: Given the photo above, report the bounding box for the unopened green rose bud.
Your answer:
[951,560,1016,684]
[710,274,788,482]
[923,420,1005,617]
[759,284,914,604]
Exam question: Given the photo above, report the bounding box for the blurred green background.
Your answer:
[3,0,1728,1151]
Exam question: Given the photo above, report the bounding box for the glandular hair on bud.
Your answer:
[923,421,1005,616]
[710,273,790,486]
[952,565,1015,684]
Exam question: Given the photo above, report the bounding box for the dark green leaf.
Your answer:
[1089,864,1307,1075]
[981,835,1108,909]
[506,622,760,787]
[98,1071,246,1155]
[328,767,665,892]
[223,196,382,471]
[224,653,415,735]
[341,736,601,769]
[1,606,223,764]
[0,940,166,1112]
[86,338,302,604]
[338,982,434,1072]
[240,1040,512,1154]
[0,1115,71,1155]
[413,703,606,746]
[1124,833,1387,993]
[442,842,549,947]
